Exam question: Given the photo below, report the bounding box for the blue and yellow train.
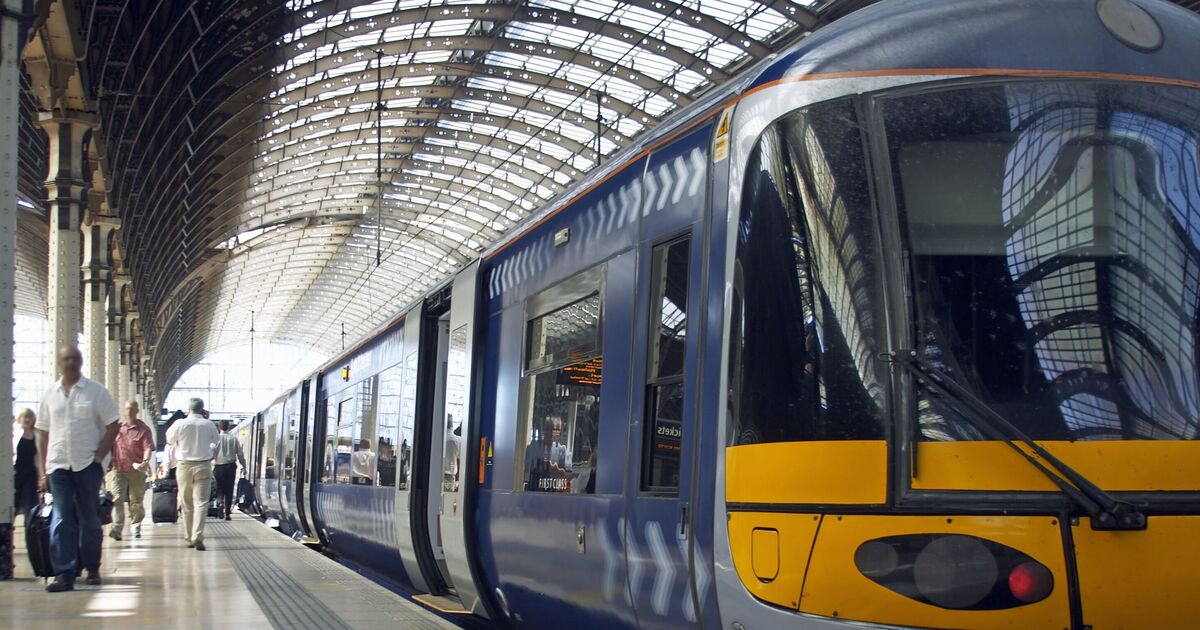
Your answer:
[239,0,1200,627]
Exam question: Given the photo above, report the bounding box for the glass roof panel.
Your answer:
[176,0,819,384]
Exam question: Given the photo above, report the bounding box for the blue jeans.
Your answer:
[48,462,104,581]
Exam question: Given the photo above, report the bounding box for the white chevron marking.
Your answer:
[621,518,640,608]
[626,181,642,225]
[643,169,659,216]
[687,147,705,197]
[670,155,688,205]
[598,519,622,602]
[678,535,697,622]
[655,163,673,211]
[646,521,674,616]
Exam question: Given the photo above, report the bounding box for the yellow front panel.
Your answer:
[726,441,888,505]
[728,512,820,610]
[800,515,1070,629]
[1073,516,1200,629]
[913,441,1200,492]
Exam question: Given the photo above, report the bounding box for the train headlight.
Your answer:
[853,534,1054,610]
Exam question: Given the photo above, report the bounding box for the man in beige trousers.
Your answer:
[107,400,155,540]
[166,398,219,550]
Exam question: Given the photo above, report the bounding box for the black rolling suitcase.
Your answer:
[26,500,54,579]
[151,480,178,523]
[236,478,255,512]
[208,482,221,518]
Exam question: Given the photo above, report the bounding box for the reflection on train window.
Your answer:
[335,397,354,483]
[884,81,1200,441]
[262,408,280,480]
[351,376,380,485]
[322,398,336,483]
[643,237,690,492]
[377,364,402,487]
[517,284,603,494]
[443,325,469,493]
[727,98,888,446]
[283,399,299,482]
[526,293,601,373]
[397,351,419,491]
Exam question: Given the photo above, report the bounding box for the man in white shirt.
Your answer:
[212,420,246,520]
[35,345,121,592]
[166,398,219,550]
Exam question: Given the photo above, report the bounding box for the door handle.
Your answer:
[679,504,688,539]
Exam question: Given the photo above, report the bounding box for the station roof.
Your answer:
[75,0,834,392]
[15,0,1200,397]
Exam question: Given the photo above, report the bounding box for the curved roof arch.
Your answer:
[83,0,835,397]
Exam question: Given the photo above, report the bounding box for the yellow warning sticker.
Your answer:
[713,107,733,162]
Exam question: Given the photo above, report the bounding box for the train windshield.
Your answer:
[884,80,1200,442]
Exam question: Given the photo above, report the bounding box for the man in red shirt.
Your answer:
[107,400,156,540]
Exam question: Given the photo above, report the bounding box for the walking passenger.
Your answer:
[107,401,155,540]
[35,345,121,592]
[13,409,41,523]
[212,420,245,520]
[166,398,219,551]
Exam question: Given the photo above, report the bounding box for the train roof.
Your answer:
[297,0,1200,390]
[752,0,1200,88]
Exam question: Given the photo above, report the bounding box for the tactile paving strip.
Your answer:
[208,521,356,630]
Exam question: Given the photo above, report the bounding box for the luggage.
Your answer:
[25,501,54,579]
[98,489,114,525]
[236,478,255,512]
[208,482,221,518]
[151,480,178,523]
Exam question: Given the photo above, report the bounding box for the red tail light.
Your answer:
[1008,561,1054,603]
[854,534,1054,610]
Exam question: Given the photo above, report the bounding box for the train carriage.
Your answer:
[242,1,1200,628]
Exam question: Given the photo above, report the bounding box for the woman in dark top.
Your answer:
[14,408,39,521]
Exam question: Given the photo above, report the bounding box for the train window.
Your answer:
[262,409,279,479]
[397,351,419,491]
[377,364,402,487]
[526,294,602,373]
[352,376,379,485]
[516,269,604,494]
[443,325,469,493]
[335,397,355,483]
[283,398,300,482]
[883,81,1200,441]
[322,398,336,483]
[643,237,691,492]
[727,98,888,446]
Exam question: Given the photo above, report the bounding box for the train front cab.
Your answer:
[713,69,1200,630]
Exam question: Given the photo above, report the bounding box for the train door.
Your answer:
[304,376,328,542]
[625,132,710,627]
[394,303,434,591]
[297,377,321,540]
[418,300,454,591]
[437,261,490,615]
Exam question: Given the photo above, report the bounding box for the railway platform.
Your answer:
[0,509,464,630]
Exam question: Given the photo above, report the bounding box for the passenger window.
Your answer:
[443,325,469,493]
[643,237,690,492]
[322,398,336,483]
[335,397,355,483]
[377,364,403,487]
[262,412,279,480]
[516,270,604,494]
[283,401,299,482]
[397,351,419,491]
[352,376,379,485]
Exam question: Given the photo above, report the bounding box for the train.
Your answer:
[235,0,1200,627]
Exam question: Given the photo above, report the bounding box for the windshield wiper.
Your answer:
[883,349,1146,531]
